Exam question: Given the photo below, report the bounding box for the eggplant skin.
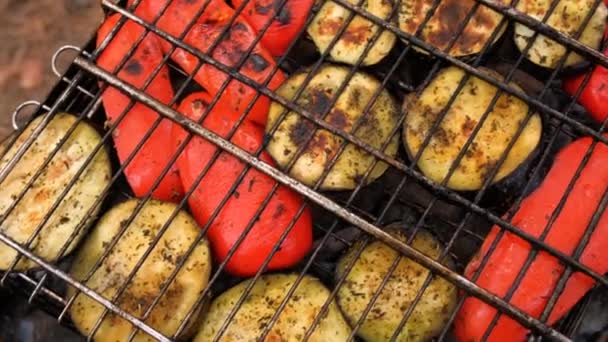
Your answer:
[0,113,111,271]
[514,0,608,68]
[403,66,542,191]
[266,64,400,190]
[194,274,352,341]
[336,229,457,342]
[307,0,396,65]
[398,0,508,57]
[68,199,212,342]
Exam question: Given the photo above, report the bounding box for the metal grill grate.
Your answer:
[1,0,608,340]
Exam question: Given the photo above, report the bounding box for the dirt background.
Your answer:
[0,0,103,141]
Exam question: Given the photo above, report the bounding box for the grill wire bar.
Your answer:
[0,0,607,341]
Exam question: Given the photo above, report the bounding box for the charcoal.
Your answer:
[313,226,361,263]
[568,286,608,341]
[0,289,83,342]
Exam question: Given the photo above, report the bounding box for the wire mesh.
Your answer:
[1,0,607,341]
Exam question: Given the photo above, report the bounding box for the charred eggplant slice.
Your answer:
[68,199,212,341]
[402,66,542,191]
[514,0,608,68]
[194,274,352,341]
[398,0,508,57]
[0,113,111,270]
[336,227,458,342]
[307,0,396,65]
[266,64,400,190]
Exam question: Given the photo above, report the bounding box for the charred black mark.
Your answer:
[255,0,273,14]
[233,22,248,32]
[328,109,348,129]
[273,204,286,219]
[461,116,477,136]
[349,87,362,109]
[191,99,209,114]
[277,6,291,25]
[272,0,291,24]
[141,47,152,57]
[247,53,271,72]
[309,89,332,115]
[434,127,451,146]
[124,59,143,76]
[290,119,316,146]
[248,176,257,192]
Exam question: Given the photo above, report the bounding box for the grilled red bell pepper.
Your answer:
[173,92,312,276]
[455,136,608,342]
[562,23,608,124]
[232,0,314,56]
[97,14,184,202]
[562,48,608,124]
[133,0,286,126]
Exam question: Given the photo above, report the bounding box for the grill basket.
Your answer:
[1,0,608,341]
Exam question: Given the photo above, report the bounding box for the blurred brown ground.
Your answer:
[0,0,103,141]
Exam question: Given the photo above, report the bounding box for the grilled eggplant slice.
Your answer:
[398,0,508,57]
[194,274,352,341]
[68,199,212,342]
[266,64,400,190]
[307,0,396,65]
[403,66,542,191]
[514,0,608,68]
[0,113,111,271]
[336,228,458,342]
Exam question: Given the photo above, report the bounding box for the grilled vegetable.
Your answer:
[0,113,111,271]
[514,0,608,68]
[265,64,400,190]
[232,0,315,56]
[97,14,184,202]
[398,0,507,57]
[336,227,458,342]
[68,199,212,342]
[563,45,608,123]
[194,274,352,341]
[307,0,396,65]
[403,66,542,191]
[174,92,313,277]
[455,136,608,342]
[136,0,286,125]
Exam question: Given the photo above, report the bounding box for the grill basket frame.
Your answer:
[2,0,608,341]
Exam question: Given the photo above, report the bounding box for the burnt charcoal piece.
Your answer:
[557,285,608,341]
[313,226,362,263]
[0,289,83,342]
[368,40,433,92]
[309,203,349,234]
[283,39,320,71]
[379,168,473,225]
[169,64,205,104]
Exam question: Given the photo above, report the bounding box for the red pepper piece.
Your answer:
[562,22,608,124]
[133,0,286,126]
[173,92,312,276]
[563,46,608,124]
[454,136,608,341]
[232,0,314,56]
[97,14,184,202]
